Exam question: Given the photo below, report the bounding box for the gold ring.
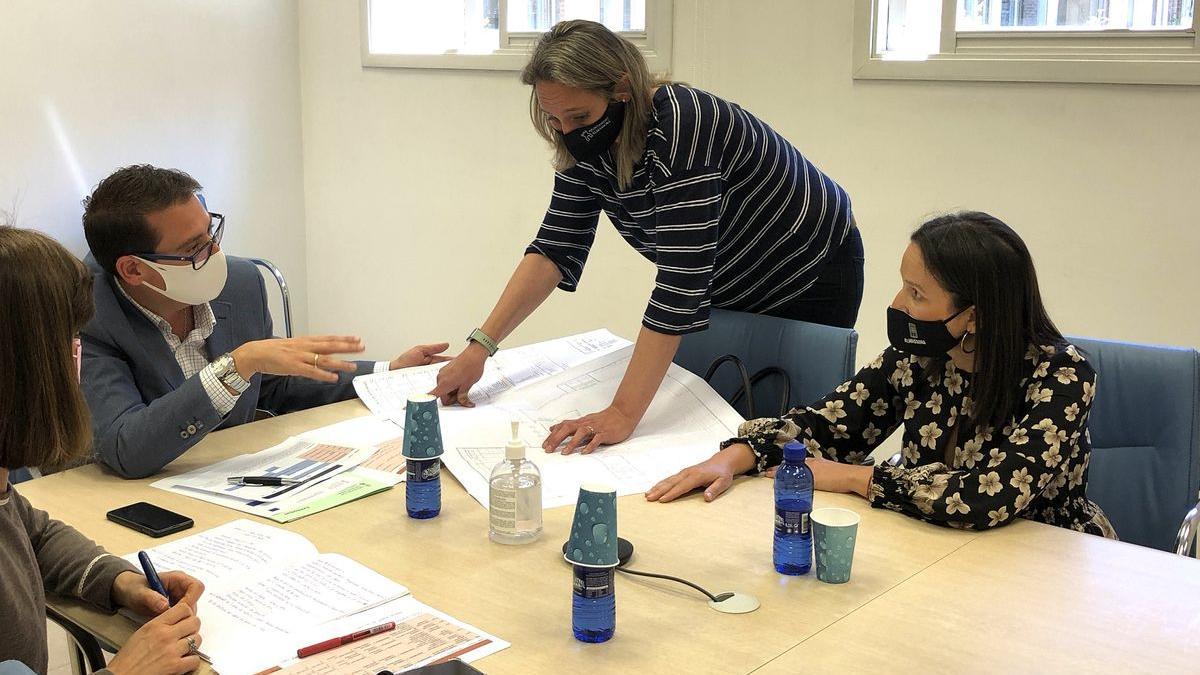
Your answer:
[313,353,320,367]
[586,425,596,436]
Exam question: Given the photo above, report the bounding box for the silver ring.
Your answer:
[186,635,198,653]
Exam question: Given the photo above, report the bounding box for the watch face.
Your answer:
[215,355,239,383]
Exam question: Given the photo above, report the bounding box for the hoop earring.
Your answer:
[960,331,976,354]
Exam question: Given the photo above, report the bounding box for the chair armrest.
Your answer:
[1176,501,1200,557]
[45,604,107,674]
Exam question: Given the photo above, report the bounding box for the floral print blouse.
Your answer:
[723,343,1116,537]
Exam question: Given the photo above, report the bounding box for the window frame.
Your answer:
[854,0,1200,85]
[360,0,673,72]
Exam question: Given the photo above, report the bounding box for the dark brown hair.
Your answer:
[82,164,202,274]
[912,212,1065,433]
[0,227,95,471]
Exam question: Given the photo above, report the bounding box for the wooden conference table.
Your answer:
[20,400,1200,674]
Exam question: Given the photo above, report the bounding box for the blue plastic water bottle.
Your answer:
[571,564,615,642]
[406,456,441,519]
[773,441,813,575]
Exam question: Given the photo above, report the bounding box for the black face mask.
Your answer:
[561,101,625,163]
[887,306,972,357]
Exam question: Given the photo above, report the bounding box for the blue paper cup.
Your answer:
[812,508,860,584]
[402,394,444,459]
[564,483,618,567]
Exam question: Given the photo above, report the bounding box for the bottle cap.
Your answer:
[782,440,807,462]
[505,420,525,461]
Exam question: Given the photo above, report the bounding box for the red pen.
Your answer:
[296,621,396,658]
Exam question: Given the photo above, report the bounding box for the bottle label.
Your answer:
[774,507,811,536]
[572,566,615,600]
[490,490,517,532]
[406,457,440,483]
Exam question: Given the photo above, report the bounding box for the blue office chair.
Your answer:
[8,467,38,484]
[1070,336,1200,554]
[674,309,858,419]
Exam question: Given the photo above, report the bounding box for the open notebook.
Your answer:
[123,520,507,674]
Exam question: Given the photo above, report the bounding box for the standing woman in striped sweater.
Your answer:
[432,20,862,454]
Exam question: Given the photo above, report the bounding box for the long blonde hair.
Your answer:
[520,20,666,190]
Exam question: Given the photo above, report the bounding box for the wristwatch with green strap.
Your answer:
[467,328,499,357]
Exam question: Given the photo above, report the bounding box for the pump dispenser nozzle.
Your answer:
[505,421,525,461]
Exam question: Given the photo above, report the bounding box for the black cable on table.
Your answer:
[615,565,732,603]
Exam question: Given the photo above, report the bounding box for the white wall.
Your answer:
[299,0,1200,365]
[298,1,656,361]
[0,0,310,332]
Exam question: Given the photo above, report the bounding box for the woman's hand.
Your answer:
[111,570,205,616]
[429,343,488,406]
[106,602,203,675]
[542,406,637,454]
[806,456,873,497]
[645,444,757,503]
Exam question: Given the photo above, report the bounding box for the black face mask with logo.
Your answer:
[561,101,625,163]
[886,306,972,357]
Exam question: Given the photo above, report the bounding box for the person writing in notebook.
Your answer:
[648,213,1115,537]
[80,165,450,479]
[0,226,206,674]
[431,21,862,455]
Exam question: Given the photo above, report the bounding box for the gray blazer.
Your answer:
[81,256,373,478]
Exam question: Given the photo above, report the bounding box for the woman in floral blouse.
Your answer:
[647,212,1115,536]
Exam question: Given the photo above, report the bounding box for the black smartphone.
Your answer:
[106,502,193,538]
[382,659,484,675]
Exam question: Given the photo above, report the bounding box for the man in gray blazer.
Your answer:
[81,165,446,478]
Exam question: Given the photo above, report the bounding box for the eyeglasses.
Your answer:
[136,212,225,270]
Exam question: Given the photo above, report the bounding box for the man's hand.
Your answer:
[391,342,451,370]
[232,335,366,383]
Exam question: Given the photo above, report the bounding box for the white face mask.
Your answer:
[135,249,229,305]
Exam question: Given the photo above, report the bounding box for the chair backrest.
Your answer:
[1070,336,1200,552]
[8,467,37,484]
[674,309,858,419]
[249,258,294,338]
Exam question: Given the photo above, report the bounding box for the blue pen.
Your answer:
[136,552,213,665]
[137,551,170,604]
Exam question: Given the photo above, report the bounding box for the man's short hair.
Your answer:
[82,165,203,275]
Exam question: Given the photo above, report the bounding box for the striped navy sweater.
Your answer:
[526,84,854,335]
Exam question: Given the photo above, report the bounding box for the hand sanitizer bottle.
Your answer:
[489,421,543,544]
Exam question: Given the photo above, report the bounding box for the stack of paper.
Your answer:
[152,429,405,523]
[352,328,631,420]
[124,520,507,674]
[351,327,746,510]
[437,346,747,509]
